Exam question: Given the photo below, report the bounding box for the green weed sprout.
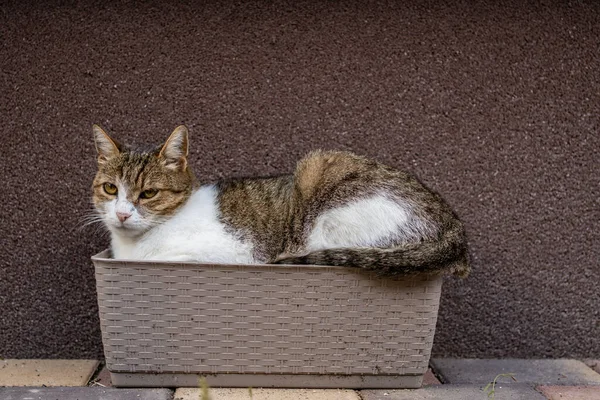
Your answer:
[483,373,516,399]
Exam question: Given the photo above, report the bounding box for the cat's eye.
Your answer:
[103,183,117,195]
[140,189,158,199]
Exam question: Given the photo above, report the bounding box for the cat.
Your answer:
[92,125,470,277]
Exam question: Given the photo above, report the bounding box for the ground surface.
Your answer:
[1,359,599,399]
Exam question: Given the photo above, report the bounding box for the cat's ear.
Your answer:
[93,124,121,164]
[159,125,189,170]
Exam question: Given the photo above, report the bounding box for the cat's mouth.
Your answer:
[109,220,148,237]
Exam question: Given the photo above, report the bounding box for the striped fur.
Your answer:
[92,125,470,277]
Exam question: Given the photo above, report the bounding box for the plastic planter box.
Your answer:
[92,250,443,388]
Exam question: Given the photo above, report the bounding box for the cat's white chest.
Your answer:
[111,185,256,264]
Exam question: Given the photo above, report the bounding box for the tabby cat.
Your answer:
[92,125,469,277]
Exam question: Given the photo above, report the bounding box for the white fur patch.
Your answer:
[102,181,152,237]
[111,185,256,263]
[306,193,434,251]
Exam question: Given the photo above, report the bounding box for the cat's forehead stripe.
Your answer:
[120,152,153,188]
[132,155,150,188]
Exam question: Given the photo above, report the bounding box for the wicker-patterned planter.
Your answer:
[92,250,442,388]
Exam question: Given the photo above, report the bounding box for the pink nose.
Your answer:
[116,211,132,222]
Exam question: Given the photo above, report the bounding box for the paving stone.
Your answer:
[89,366,112,387]
[585,360,600,374]
[431,358,600,385]
[361,383,546,399]
[174,388,360,400]
[423,368,441,385]
[0,387,173,400]
[0,359,100,386]
[538,385,600,400]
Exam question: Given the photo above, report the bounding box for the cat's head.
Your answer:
[92,125,196,238]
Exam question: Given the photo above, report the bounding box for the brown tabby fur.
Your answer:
[93,126,470,277]
[92,128,196,223]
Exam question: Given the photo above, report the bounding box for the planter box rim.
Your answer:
[92,249,439,277]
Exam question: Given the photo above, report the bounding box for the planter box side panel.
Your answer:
[94,257,442,377]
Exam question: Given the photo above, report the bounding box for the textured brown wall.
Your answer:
[1,0,598,359]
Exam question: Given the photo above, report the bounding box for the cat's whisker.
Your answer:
[78,215,103,225]
[80,219,103,228]
[75,211,106,233]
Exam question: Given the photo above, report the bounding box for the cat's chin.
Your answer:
[109,225,150,239]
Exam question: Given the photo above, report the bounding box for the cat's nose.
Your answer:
[116,211,132,222]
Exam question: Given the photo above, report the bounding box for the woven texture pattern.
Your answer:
[94,255,442,376]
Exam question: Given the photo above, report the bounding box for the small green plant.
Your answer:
[199,377,211,400]
[483,373,516,399]
[248,387,253,399]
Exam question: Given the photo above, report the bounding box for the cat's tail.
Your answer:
[273,221,470,277]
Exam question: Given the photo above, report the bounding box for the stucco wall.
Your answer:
[0,0,598,359]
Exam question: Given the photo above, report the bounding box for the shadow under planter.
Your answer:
[92,250,443,389]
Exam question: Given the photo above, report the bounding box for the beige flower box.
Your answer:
[92,250,443,388]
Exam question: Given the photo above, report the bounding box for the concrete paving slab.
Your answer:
[0,359,100,386]
[0,387,173,400]
[431,358,600,385]
[423,368,441,385]
[89,366,112,387]
[538,385,600,400]
[361,383,546,399]
[174,388,360,400]
[585,360,600,374]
